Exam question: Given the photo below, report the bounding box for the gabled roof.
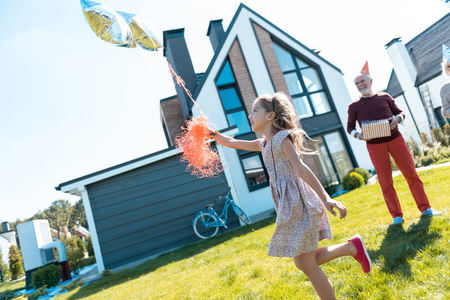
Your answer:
[192,3,342,99]
[385,70,402,98]
[386,13,450,96]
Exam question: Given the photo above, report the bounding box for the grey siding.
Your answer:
[86,154,239,270]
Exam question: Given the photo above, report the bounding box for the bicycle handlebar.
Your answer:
[216,188,232,202]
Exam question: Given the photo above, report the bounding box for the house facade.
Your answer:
[0,222,17,267]
[161,5,373,221]
[57,146,241,272]
[385,13,450,144]
[58,4,373,273]
[0,236,11,267]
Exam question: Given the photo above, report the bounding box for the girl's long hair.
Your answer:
[255,92,315,154]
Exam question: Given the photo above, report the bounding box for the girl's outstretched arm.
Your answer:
[281,138,347,219]
[212,131,262,152]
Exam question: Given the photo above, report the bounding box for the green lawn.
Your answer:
[0,279,25,300]
[3,166,450,300]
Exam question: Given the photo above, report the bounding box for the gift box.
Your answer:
[361,119,391,139]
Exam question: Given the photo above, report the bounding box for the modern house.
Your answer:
[74,224,90,240]
[57,4,372,273]
[0,222,17,267]
[385,13,450,144]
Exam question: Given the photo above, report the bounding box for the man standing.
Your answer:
[347,62,443,225]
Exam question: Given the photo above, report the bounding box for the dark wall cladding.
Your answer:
[300,112,341,136]
[86,153,239,270]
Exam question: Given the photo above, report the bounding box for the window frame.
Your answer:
[215,60,252,137]
[237,150,270,191]
[310,128,356,185]
[272,40,336,119]
[215,60,269,192]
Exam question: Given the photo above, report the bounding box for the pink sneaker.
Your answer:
[348,234,372,273]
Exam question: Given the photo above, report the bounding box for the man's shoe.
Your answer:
[348,234,372,273]
[421,208,444,216]
[391,217,404,225]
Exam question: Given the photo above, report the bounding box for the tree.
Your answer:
[42,200,72,240]
[431,127,447,146]
[85,236,94,257]
[11,211,45,232]
[69,199,87,230]
[9,245,24,280]
[420,132,432,147]
[0,250,9,281]
[65,237,85,275]
[10,198,88,242]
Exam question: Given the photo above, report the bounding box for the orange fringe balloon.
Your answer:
[175,115,224,178]
[168,63,224,178]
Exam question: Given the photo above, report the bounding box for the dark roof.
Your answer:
[162,28,184,57]
[196,72,205,84]
[206,19,223,36]
[160,95,178,103]
[160,73,205,103]
[385,70,402,98]
[385,13,450,96]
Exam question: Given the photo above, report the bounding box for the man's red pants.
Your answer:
[366,135,431,218]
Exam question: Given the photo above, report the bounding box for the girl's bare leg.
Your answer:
[294,251,336,300]
[316,241,357,266]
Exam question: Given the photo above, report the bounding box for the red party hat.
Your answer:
[360,61,370,75]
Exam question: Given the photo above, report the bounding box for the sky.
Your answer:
[0,0,448,222]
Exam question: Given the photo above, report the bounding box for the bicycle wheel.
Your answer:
[192,212,219,239]
[232,204,251,225]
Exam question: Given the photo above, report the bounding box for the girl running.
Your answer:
[211,93,371,300]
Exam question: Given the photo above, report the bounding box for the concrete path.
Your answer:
[77,264,100,282]
[367,161,450,185]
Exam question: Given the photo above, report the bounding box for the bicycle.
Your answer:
[192,187,251,239]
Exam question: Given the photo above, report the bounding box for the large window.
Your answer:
[216,60,268,190]
[273,42,332,118]
[323,132,353,179]
[216,60,251,135]
[241,154,268,188]
[309,131,353,186]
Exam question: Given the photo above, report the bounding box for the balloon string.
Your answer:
[167,63,204,116]
[165,56,226,179]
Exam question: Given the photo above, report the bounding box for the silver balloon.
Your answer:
[80,0,135,48]
[117,11,162,51]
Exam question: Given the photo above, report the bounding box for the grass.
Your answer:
[0,279,26,300]
[2,166,450,299]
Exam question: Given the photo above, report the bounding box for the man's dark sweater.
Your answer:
[347,93,405,144]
